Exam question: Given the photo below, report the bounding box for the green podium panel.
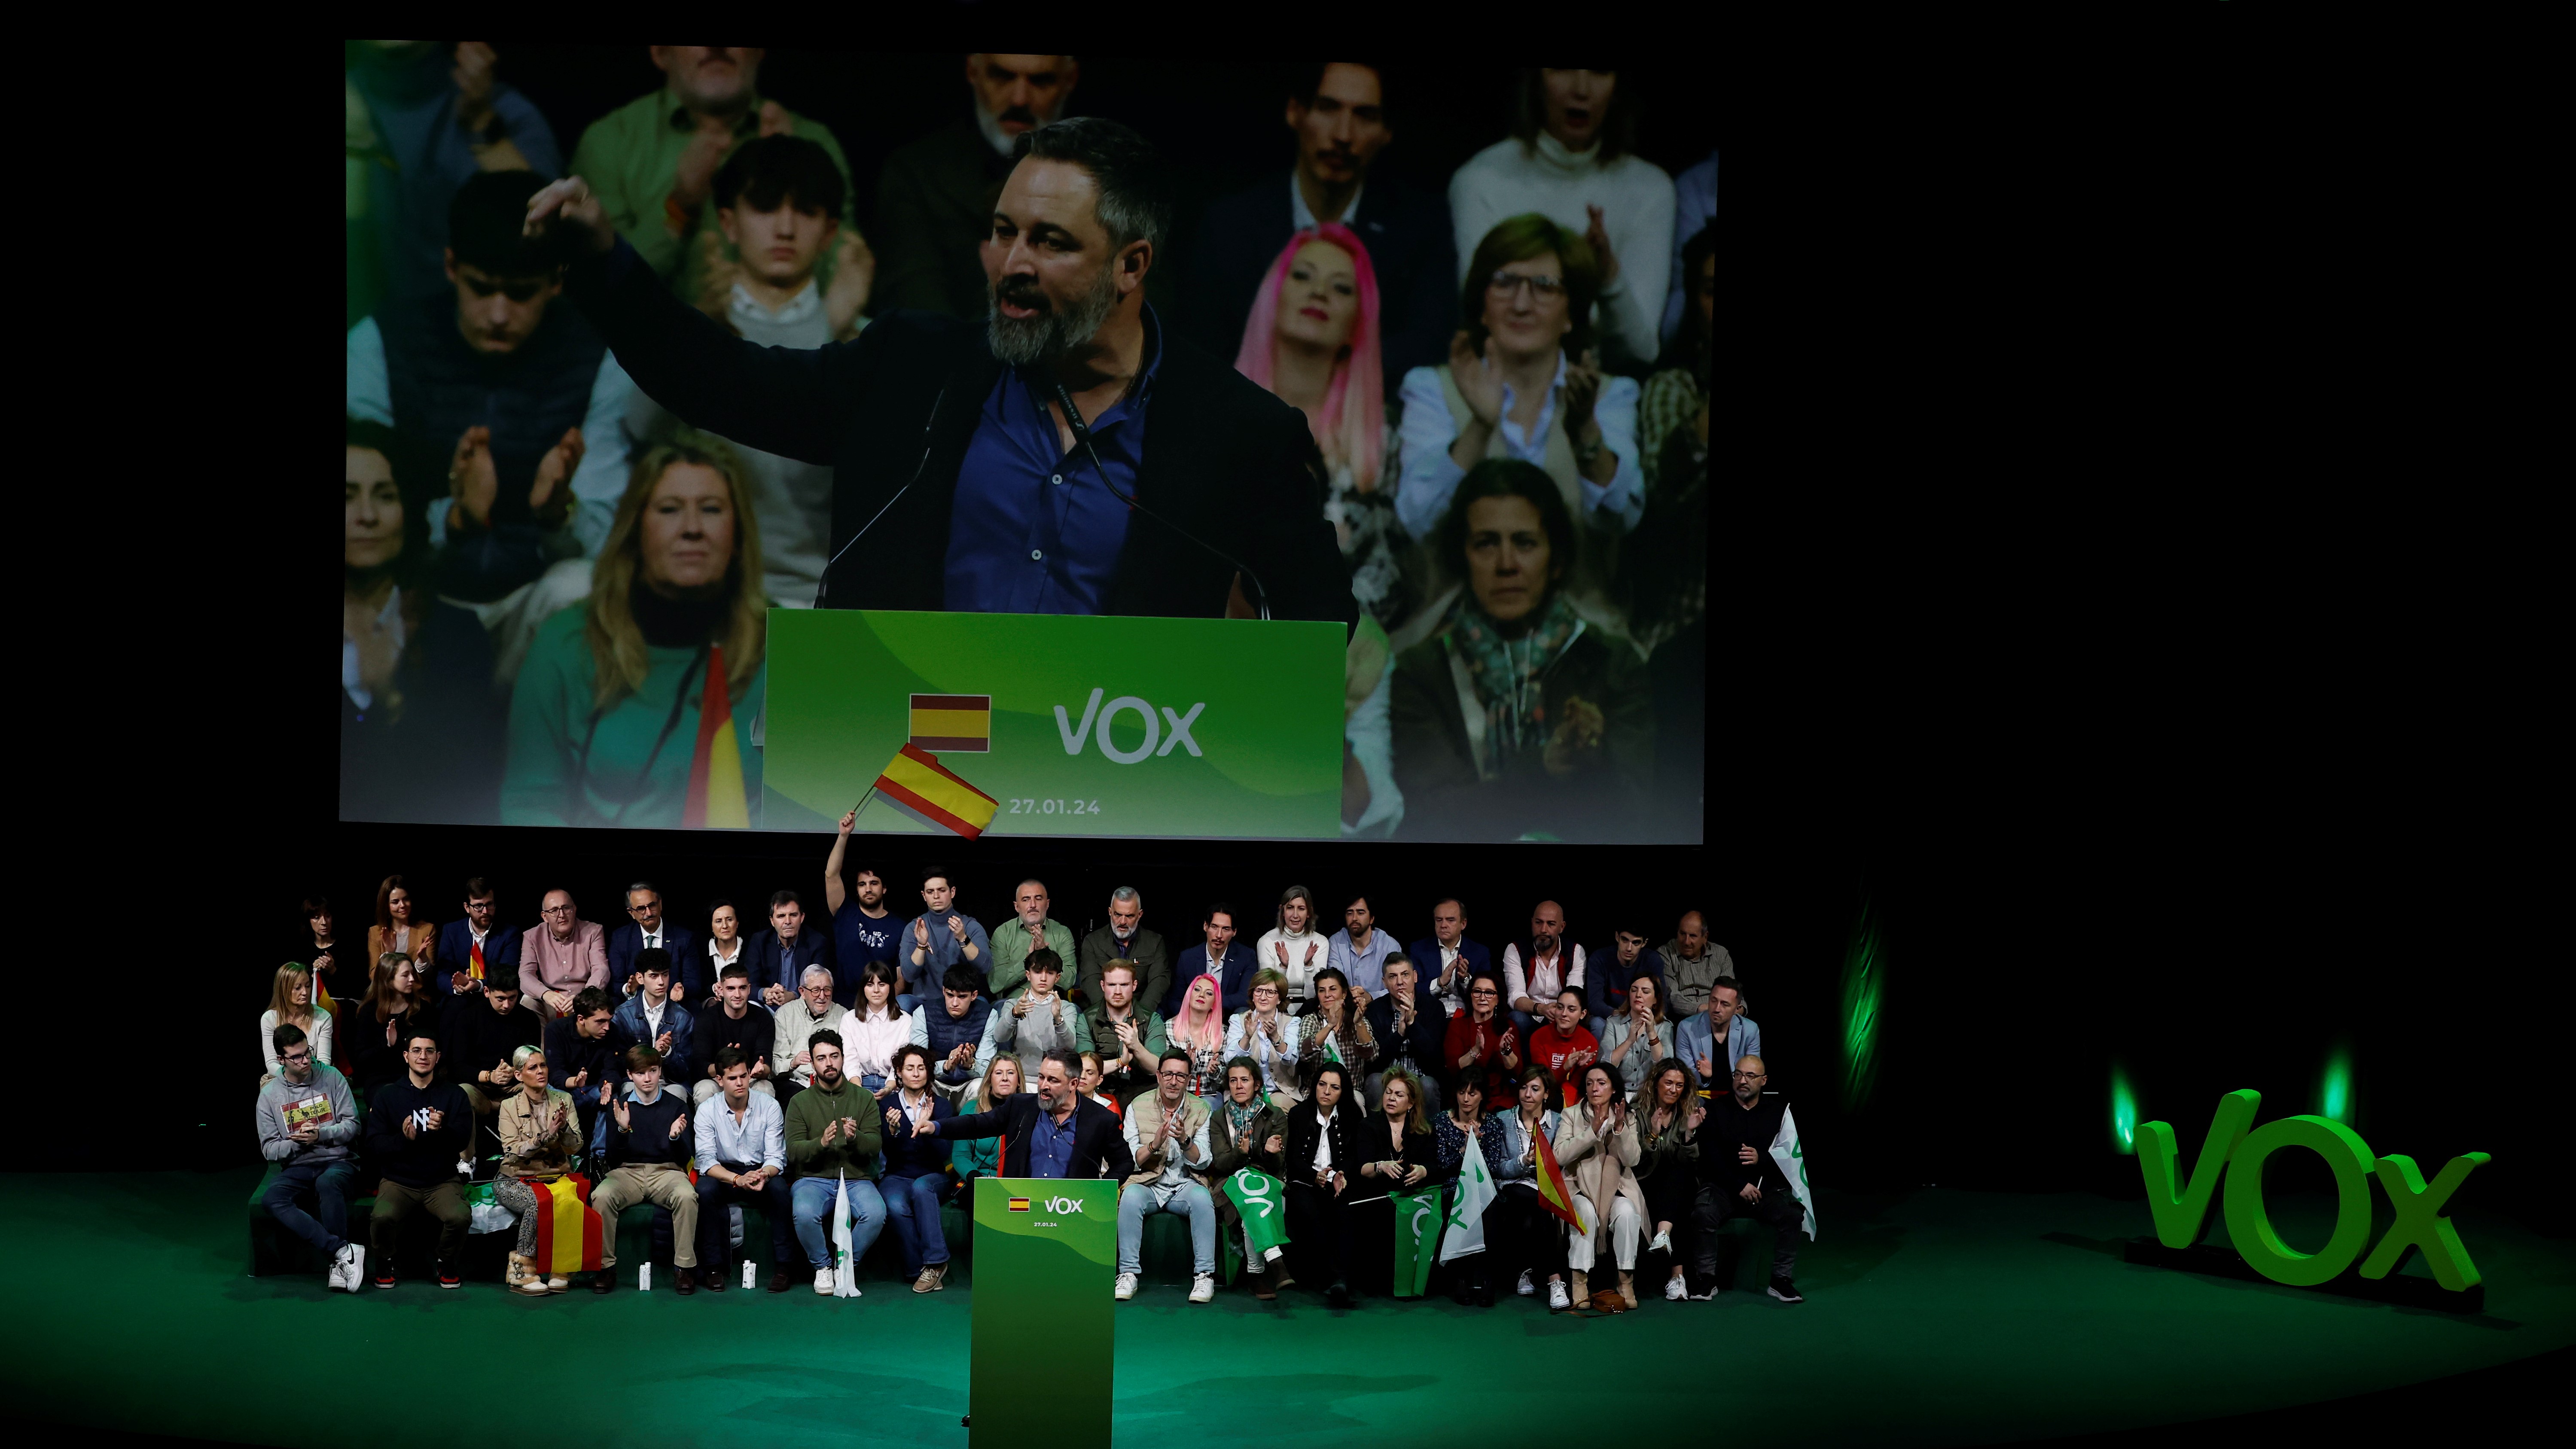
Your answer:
[764,609,1344,839]
[970,1177,1116,1449]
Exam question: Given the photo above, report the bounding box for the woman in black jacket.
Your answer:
[1280,1061,1370,1306]
[1338,1066,1442,1298]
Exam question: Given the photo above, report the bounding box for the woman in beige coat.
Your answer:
[1556,1061,1646,1311]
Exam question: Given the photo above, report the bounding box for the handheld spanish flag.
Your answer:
[682,644,750,829]
[529,1174,606,1276]
[868,744,1000,840]
[1531,1123,1592,1235]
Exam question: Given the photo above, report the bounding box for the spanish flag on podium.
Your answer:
[683,644,750,829]
[868,744,1000,840]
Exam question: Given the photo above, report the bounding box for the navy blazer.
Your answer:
[1167,942,1258,1019]
[943,1094,1135,1182]
[751,927,840,1005]
[609,922,705,1001]
[431,918,522,995]
[1180,168,1459,396]
[1406,935,1493,1001]
[1585,947,1668,1023]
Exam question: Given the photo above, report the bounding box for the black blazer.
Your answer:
[1363,988,1450,1082]
[750,928,838,1005]
[1180,169,1459,393]
[944,1094,1136,1181]
[1279,1101,1370,1188]
[609,922,704,1001]
[566,238,1356,634]
[1342,1111,1442,1202]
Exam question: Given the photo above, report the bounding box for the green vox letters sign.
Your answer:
[2137,1088,2489,1291]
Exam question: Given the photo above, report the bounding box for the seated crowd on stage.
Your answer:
[261,850,1802,1311]
[344,48,1716,842]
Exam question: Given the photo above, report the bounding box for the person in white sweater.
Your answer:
[260,963,335,1087]
[1447,69,1675,375]
[1253,885,1332,1005]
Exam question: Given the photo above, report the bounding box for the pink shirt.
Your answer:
[520,920,608,1008]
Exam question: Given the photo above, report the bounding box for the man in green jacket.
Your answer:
[781,1030,887,1294]
[1076,962,1169,1105]
[988,878,1076,998]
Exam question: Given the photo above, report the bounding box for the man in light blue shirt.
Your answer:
[692,1047,796,1291]
[1326,895,1398,1000]
[1674,977,1759,1090]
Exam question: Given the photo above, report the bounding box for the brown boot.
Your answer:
[506,1253,549,1297]
[1568,1270,1589,1310]
[1250,1269,1277,1301]
[1614,1270,1638,1312]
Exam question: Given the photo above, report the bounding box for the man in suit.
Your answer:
[919,1048,1134,1181]
[1409,897,1490,1018]
[750,890,836,1008]
[1165,902,1256,1019]
[529,116,1356,633]
[1179,61,1455,393]
[609,880,703,1002]
[871,54,1079,320]
[1363,954,1447,1113]
[1073,885,1168,1011]
[433,877,521,998]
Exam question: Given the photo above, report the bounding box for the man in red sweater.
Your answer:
[1526,987,1599,1107]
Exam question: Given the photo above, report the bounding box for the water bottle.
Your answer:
[741,1259,756,1291]
[637,1263,652,1292]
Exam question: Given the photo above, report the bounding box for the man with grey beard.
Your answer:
[528,116,1357,631]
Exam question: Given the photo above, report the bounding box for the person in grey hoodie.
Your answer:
[257,1022,365,1291]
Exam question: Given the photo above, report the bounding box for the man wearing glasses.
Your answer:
[256,1023,364,1291]
[1689,1053,1805,1305]
[1674,978,1760,1093]
[363,1032,474,1289]
[521,888,609,1019]
[610,881,702,1002]
[435,877,521,997]
[1111,1051,1219,1303]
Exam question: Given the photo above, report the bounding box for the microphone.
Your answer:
[814,386,949,608]
[1050,379,1273,622]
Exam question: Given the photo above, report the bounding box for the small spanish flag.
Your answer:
[908,694,993,753]
[683,644,750,829]
[1531,1124,1592,1236]
[872,744,1000,840]
[1009,1197,1032,1212]
[530,1173,607,1275]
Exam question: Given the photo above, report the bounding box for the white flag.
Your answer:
[1439,1133,1498,1263]
[831,1173,863,1297]
[1769,1105,1817,1241]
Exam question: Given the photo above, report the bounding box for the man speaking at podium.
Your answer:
[525,116,1355,629]
[920,1049,1134,1181]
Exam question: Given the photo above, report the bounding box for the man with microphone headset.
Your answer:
[523,116,1355,630]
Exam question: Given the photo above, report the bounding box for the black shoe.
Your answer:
[1767,1276,1803,1304]
[704,1265,728,1293]
[1326,1280,1353,1308]
[675,1268,697,1295]
[1476,1279,1496,1307]
[591,1270,617,1295]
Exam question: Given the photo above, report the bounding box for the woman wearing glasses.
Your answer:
[1393,213,1643,639]
[1442,971,1522,1108]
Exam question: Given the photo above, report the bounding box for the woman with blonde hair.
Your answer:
[502,429,769,828]
[1253,886,1328,1005]
[491,1044,585,1295]
[951,1053,1023,1190]
[259,965,332,1087]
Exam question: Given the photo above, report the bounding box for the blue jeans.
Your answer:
[882,1171,953,1273]
[695,1164,797,1269]
[1117,1181,1216,1275]
[859,1073,887,1093]
[789,1174,887,1274]
[263,1159,356,1257]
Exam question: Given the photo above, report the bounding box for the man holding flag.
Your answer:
[1689,1053,1812,1303]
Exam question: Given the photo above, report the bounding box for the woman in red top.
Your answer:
[1443,971,1523,1105]
[1524,986,1600,1106]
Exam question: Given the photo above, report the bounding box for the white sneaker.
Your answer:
[1547,1279,1571,1310]
[325,1245,349,1292]
[344,1245,366,1293]
[1114,1272,1138,1300]
[814,1267,835,1295]
[1664,1274,1688,1301]
[1189,1273,1216,1304]
[1649,1229,1672,1254]
[1516,1269,1536,1297]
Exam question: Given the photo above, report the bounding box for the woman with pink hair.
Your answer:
[1233,224,1410,629]
[1165,971,1231,1107]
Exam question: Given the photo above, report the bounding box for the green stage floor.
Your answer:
[3,1169,2569,1448]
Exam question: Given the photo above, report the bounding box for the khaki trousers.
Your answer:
[590,1164,701,1268]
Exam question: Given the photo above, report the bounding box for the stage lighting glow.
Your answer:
[2111,1065,2137,1154]
[2321,1045,2353,1123]
[1839,896,1883,1111]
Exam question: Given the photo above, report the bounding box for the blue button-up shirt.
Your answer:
[1027,1105,1079,1179]
[1675,1013,1762,1085]
[1327,928,1399,999]
[694,1087,786,1174]
[945,306,1167,614]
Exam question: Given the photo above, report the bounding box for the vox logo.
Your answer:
[1053,688,1205,764]
[2138,1088,2489,1291]
[1042,1195,1086,1217]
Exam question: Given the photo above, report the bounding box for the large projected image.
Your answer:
[340,49,1712,841]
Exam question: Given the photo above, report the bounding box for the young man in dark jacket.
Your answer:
[921,1048,1133,1181]
[1690,1053,1805,1304]
[543,987,618,1142]
[922,963,993,1101]
[444,965,544,1114]
[693,963,777,1104]
[364,1029,473,1289]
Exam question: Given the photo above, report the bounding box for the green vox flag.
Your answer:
[1220,1168,1290,1262]
[1392,1185,1442,1298]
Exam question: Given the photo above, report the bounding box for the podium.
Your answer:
[969,1177,1117,1448]
[764,609,1344,840]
